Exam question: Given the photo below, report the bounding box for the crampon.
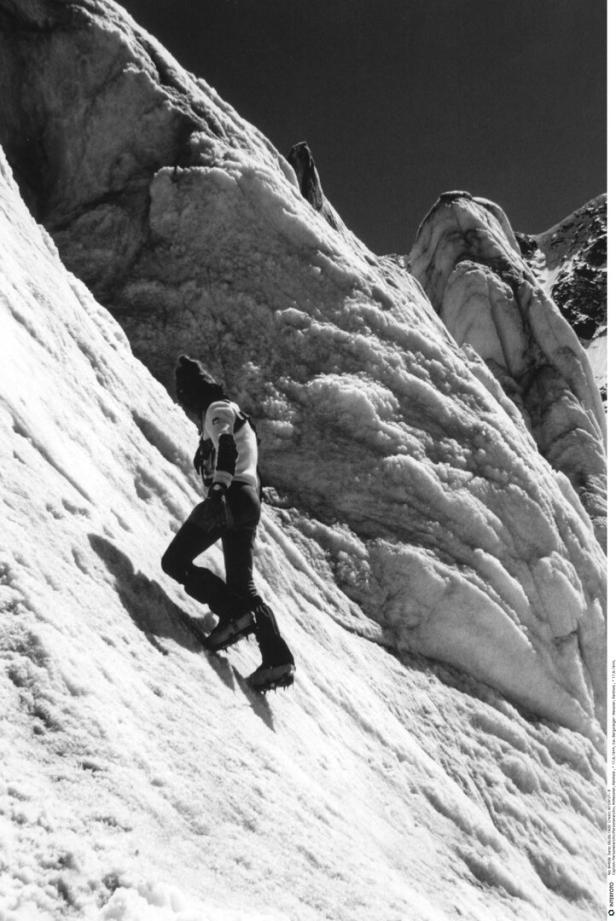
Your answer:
[206,611,256,652]
[248,662,295,693]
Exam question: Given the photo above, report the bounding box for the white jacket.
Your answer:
[200,400,259,490]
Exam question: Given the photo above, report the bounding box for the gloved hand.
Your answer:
[217,433,238,474]
[193,439,214,483]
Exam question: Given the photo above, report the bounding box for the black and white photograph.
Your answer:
[0,1,608,918]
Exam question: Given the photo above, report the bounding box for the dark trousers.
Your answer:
[161,483,292,664]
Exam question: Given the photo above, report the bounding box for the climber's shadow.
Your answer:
[88,534,274,727]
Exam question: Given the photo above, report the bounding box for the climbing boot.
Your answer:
[206,610,256,652]
[248,661,296,693]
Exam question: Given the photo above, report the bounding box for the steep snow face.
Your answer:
[0,148,606,921]
[0,0,606,735]
[408,192,606,551]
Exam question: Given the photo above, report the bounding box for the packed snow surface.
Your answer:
[0,138,605,921]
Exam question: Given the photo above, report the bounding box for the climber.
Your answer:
[161,355,295,692]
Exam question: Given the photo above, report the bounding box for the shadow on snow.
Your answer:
[88,533,275,729]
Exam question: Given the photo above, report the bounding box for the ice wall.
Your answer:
[408,192,606,550]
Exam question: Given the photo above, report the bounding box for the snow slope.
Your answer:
[0,147,606,921]
[0,0,607,739]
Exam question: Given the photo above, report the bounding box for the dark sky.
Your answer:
[121,0,606,254]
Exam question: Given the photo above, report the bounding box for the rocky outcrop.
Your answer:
[533,195,606,338]
[287,140,343,232]
[287,141,325,213]
[408,192,606,551]
[0,0,607,736]
[531,196,607,405]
